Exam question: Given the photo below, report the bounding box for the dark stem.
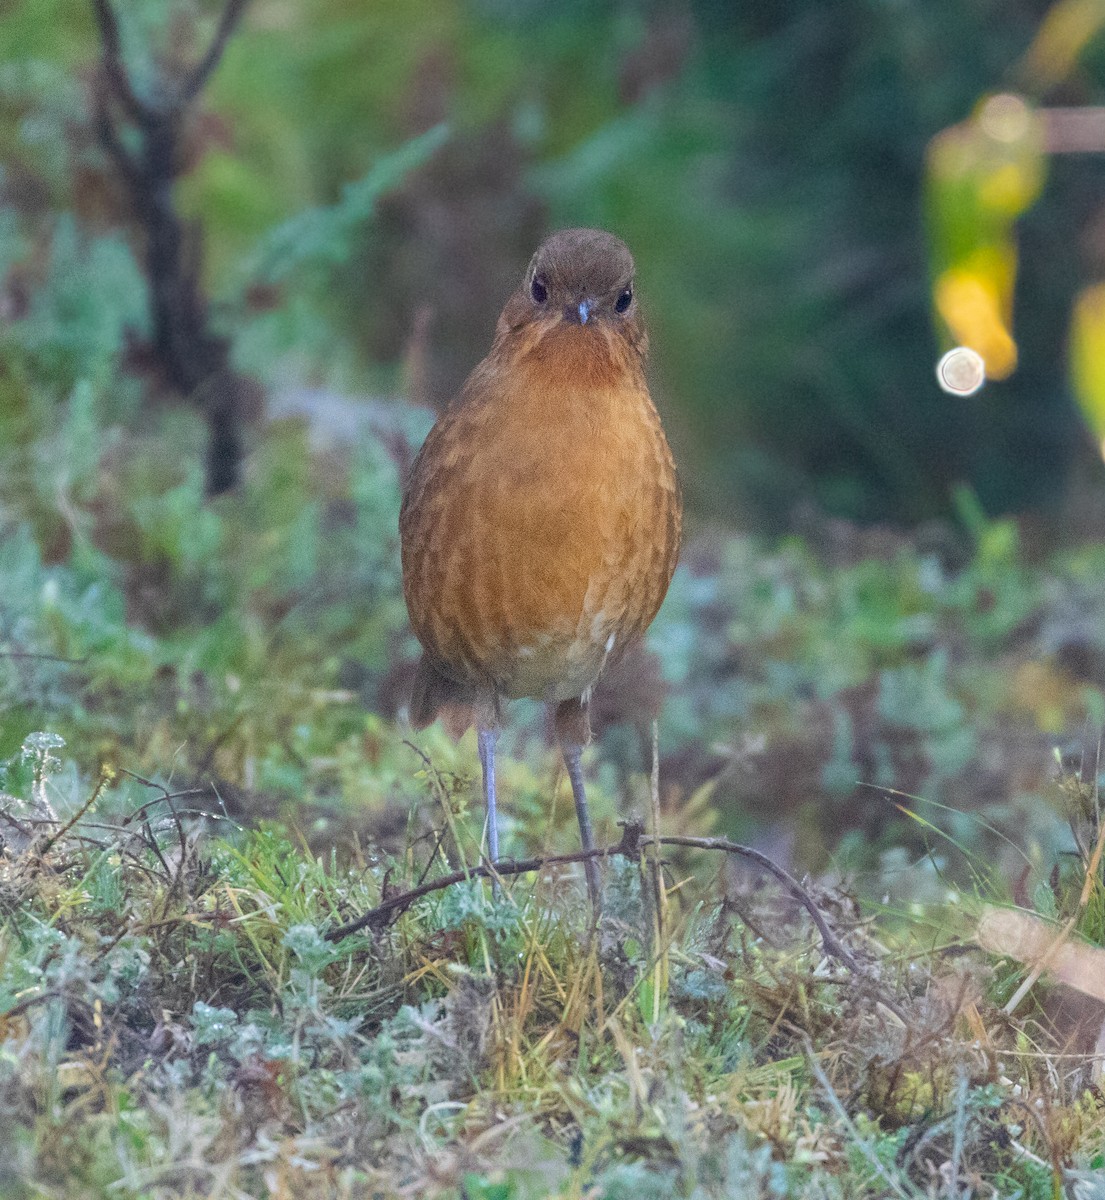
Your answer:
[323,823,863,978]
[90,0,250,495]
[180,0,250,104]
[90,0,152,123]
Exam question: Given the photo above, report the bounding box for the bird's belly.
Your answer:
[494,619,616,702]
[415,488,655,703]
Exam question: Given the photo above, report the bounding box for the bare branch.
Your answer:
[93,98,142,189]
[323,823,864,978]
[38,770,112,857]
[654,834,862,972]
[90,0,153,124]
[179,0,251,106]
[119,788,213,826]
[324,834,642,942]
[0,649,87,665]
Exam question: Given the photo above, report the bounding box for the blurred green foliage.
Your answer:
[4,0,1105,523]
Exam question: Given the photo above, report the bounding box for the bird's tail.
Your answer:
[409,655,477,740]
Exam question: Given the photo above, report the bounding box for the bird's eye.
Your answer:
[531,274,548,304]
[615,286,633,314]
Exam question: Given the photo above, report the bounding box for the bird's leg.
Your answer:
[555,697,602,911]
[477,724,500,894]
[564,745,602,910]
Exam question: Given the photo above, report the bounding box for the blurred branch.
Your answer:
[89,0,252,495]
[90,0,151,124]
[180,0,250,105]
[0,649,87,664]
[92,98,141,186]
[1043,106,1105,152]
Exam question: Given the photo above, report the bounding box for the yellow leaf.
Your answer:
[1070,282,1105,446]
[934,250,1018,379]
[1022,0,1105,89]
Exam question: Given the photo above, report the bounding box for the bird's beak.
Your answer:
[563,299,594,325]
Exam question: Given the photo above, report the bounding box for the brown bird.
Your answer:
[400,228,682,904]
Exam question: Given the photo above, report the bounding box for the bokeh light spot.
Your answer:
[936,347,987,396]
[978,93,1032,143]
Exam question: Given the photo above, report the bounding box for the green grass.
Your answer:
[2,739,1099,1198]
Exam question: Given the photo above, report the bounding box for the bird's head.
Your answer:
[497,228,646,359]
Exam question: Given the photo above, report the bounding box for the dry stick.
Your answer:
[179,0,251,104]
[325,842,630,941]
[90,0,151,122]
[642,834,864,973]
[324,823,863,975]
[118,769,194,898]
[119,788,212,826]
[0,650,88,665]
[648,721,668,1024]
[38,770,113,857]
[0,989,64,1021]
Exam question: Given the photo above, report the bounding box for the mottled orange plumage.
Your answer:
[399,228,681,903]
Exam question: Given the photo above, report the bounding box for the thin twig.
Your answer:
[324,835,641,942]
[648,834,863,973]
[0,989,62,1021]
[403,739,472,884]
[803,1035,918,1199]
[648,720,668,1023]
[0,650,88,665]
[140,811,175,884]
[119,788,211,826]
[118,769,193,897]
[38,770,112,856]
[414,823,451,890]
[90,0,152,123]
[324,824,863,977]
[179,0,251,104]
